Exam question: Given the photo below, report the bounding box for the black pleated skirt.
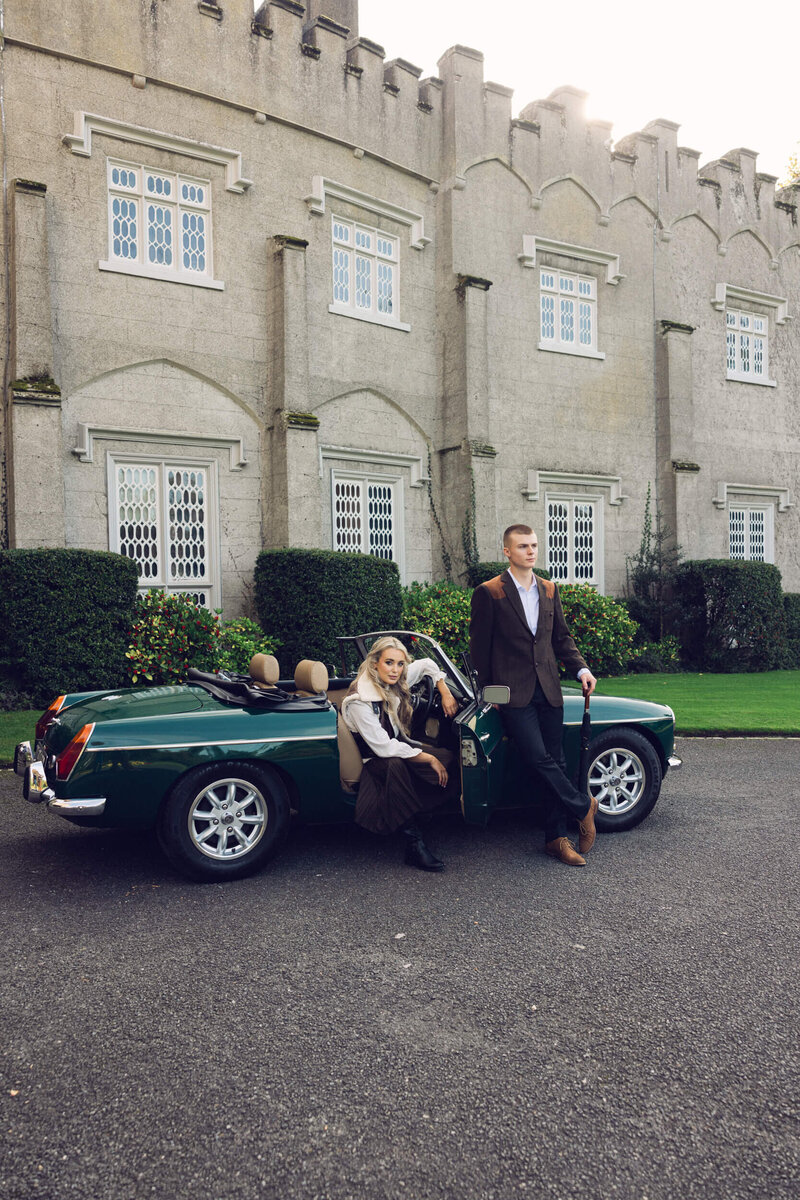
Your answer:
[354,746,456,835]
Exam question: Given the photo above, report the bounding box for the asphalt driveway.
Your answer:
[1,738,798,1200]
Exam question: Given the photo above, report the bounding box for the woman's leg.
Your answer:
[354,757,446,871]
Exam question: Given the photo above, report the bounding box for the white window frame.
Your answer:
[100,158,223,290]
[539,268,601,358]
[329,216,409,332]
[330,468,406,580]
[725,308,775,386]
[107,453,220,608]
[544,492,604,590]
[727,503,774,563]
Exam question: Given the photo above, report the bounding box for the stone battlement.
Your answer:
[7,0,797,246]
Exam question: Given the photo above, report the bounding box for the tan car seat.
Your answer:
[249,653,280,689]
[294,659,329,696]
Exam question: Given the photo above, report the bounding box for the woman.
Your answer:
[341,636,460,872]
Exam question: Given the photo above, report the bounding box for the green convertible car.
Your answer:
[15,631,680,882]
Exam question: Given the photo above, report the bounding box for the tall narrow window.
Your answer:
[111,459,218,606]
[725,309,769,383]
[546,498,599,585]
[330,218,405,329]
[729,506,772,562]
[103,160,219,288]
[540,270,598,356]
[331,472,402,569]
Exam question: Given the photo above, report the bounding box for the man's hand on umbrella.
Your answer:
[581,671,597,697]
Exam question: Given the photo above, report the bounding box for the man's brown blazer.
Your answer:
[469,570,588,708]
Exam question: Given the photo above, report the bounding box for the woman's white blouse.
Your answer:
[344,658,445,760]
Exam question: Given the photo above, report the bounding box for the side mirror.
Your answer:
[481,685,510,706]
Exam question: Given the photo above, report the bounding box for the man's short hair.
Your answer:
[503,523,534,547]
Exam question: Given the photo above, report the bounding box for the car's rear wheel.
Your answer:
[587,729,662,832]
[157,762,290,881]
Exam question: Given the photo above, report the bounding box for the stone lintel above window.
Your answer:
[519,235,624,286]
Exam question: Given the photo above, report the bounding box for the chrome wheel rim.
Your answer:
[588,747,646,816]
[188,777,268,861]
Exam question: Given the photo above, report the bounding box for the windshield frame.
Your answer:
[335,631,475,701]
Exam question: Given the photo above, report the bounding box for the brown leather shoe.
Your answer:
[545,837,586,867]
[578,795,599,854]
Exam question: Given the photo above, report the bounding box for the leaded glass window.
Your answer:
[546,497,599,585]
[332,472,401,569]
[729,506,770,562]
[107,159,213,283]
[112,459,216,606]
[331,217,398,324]
[725,309,769,382]
[540,270,597,354]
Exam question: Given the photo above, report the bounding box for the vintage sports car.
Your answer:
[15,631,681,881]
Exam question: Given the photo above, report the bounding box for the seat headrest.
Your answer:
[294,659,329,694]
[249,653,280,686]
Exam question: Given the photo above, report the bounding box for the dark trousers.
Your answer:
[501,681,589,842]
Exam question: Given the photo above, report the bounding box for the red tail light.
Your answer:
[55,723,94,781]
[36,696,66,740]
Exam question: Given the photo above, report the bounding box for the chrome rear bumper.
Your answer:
[18,745,106,817]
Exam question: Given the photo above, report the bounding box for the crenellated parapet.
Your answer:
[6,0,793,255]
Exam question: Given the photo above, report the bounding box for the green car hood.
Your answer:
[562,690,673,725]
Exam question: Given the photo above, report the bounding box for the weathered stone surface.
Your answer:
[1,0,797,604]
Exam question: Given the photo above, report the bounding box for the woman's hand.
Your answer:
[417,752,448,787]
[437,681,459,719]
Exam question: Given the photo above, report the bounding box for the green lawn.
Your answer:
[0,710,39,767]
[594,670,800,735]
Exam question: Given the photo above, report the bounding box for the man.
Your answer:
[469,524,598,867]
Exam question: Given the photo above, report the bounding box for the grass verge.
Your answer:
[594,670,800,735]
[0,711,39,767]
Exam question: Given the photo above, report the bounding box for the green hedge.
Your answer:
[0,549,139,705]
[557,584,639,676]
[466,561,551,586]
[403,579,637,675]
[402,581,473,662]
[254,549,403,670]
[675,560,787,671]
[784,593,800,667]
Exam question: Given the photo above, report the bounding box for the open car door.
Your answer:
[457,699,507,827]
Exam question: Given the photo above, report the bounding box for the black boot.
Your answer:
[402,823,445,872]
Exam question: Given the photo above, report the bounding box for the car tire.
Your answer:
[586,729,663,833]
[157,761,290,882]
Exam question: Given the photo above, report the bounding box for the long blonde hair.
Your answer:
[356,636,414,734]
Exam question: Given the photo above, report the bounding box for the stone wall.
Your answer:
[2,0,798,610]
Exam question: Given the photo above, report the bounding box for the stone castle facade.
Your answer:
[2,0,798,613]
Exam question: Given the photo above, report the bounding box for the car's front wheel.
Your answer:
[157,762,290,881]
[586,729,662,832]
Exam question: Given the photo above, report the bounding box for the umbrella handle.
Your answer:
[584,692,591,714]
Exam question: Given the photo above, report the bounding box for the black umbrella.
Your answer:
[576,689,592,793]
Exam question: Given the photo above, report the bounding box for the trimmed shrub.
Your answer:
[627,636,682,674]
[402,581,473,662]
[466,561,551,587]
[557,585,639,677]
[0,548,139,704]
[783,593,800,668]
[216,617,281,674]
[254,549,403,669]
[675,560,787,672]
[125,590,221,684]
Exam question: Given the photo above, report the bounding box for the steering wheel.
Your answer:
[410,674,436,725]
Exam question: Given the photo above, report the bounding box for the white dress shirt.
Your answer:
[342,657,445,760]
